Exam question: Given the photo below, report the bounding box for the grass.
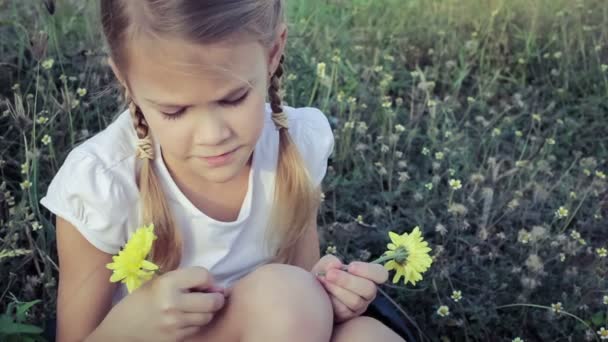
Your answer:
[1,0,607,341]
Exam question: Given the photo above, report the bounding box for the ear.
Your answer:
[268,23,288,76]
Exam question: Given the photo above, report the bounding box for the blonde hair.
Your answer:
[101,0,320,271]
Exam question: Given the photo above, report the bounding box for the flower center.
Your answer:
[394,246,408,264]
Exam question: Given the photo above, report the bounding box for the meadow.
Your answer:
[1,0,607,341]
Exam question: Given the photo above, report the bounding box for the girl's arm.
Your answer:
[290,212,321,271]
[55,216,117,342]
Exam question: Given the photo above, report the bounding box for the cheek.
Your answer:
[141,109,191,155]
[232,97,266,141]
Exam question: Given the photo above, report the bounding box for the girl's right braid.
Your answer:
[126,91,155,160]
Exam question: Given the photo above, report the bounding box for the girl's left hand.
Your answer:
[312,254,389,323]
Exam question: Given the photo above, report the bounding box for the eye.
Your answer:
[219,90,249,107]
[160,107,187,120]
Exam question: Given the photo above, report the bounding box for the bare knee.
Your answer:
[237,263,333,340]
[332,316,405,342]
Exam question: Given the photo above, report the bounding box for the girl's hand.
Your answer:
[92,267,228,342]
[312,255,389,323]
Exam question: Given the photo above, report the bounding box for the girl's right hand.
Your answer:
[91,266,227,342]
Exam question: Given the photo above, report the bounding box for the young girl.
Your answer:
[41,1,404,341]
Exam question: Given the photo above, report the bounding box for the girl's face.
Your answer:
[117,32,284,185]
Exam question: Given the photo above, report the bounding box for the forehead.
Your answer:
[125,36,266,100]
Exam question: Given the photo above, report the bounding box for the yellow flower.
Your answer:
[381,226,433,285]
[106,224,159,293]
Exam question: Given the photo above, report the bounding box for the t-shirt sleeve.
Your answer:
[40,150,133,254]
[289,107,335,187]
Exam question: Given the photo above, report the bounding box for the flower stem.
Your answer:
[371,251,408,265]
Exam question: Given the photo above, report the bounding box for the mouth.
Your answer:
[199,146,240,166]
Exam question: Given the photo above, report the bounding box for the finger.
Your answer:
[325,269,377,301]
[167,267,215,291]
[176,326,201,341]
[312,254,343,275]
[319,276,368,312]
[330,295,355,322]
[179,312,215,327]
[344,262,389,284]
[177,292,226,313]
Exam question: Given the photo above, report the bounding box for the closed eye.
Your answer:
[219,90,249,107]
[160,107,187,120]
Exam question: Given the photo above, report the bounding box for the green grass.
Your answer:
[1,0,608,341]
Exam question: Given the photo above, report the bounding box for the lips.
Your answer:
[198,146,239,167]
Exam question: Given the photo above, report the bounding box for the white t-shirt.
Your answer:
[40,102,334,304]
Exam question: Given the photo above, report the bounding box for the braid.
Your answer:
[266,54,320,263]
[126,92,155,160]
[124,90,182,272]
[269,55,289,130]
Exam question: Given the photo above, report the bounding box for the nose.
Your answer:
[192,109,232,146]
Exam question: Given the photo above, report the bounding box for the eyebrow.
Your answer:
[144,79,254,107]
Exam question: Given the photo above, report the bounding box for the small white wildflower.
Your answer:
[451,290,462,302]
[76,88,87,97]
[356,122,368,134]
[435,152,444,160]
[512,338,524,342]
[394,124,405,133]
[422,147,430,156]
[425,182,433,191]
[437,305,450,317]
[316,62,326,79]
[551,302,562,314]
[41,58,54,69]
[20,180,32,190]
[36,116,49,125]
[41,134,52,146]
[435,224,447,235]
[398,172,410,183]
[326,245,337,254]
[518,229,531,244]
[555,206,569,219]
[449,179,462,190]
[547,138,556,145]
[32,221,42,231]
[603,295,608,305]
[570,230,581,240]
[380,144,390,153]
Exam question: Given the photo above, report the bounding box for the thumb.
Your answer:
[312,254,343,275]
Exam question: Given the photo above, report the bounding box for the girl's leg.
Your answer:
[331,316,405,342]
[186,263,334,342]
